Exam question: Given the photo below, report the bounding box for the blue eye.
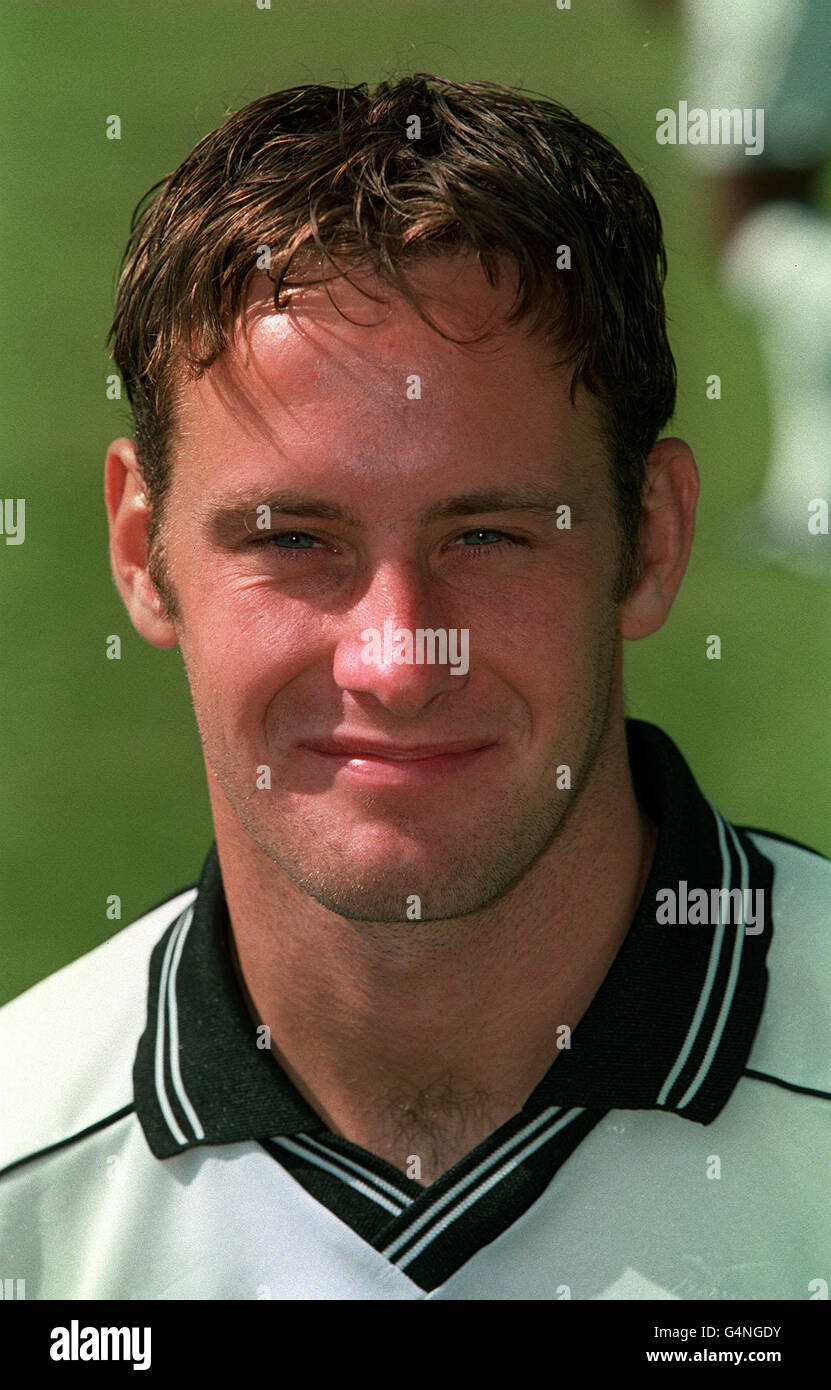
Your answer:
[452,529,517,547]
[269,531,320,549]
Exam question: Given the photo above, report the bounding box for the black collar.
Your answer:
[134,719,772,1158]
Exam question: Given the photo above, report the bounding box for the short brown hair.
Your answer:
[108,74,676,600]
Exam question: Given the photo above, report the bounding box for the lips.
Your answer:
[297,736,497,787]
[302,738,494,760]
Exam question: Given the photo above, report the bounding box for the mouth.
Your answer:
[299,738,497,785]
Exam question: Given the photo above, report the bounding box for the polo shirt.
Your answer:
[1,719,829,1300]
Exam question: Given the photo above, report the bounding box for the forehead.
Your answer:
[171,255,608,491]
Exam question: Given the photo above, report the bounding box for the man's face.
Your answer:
[158,256,626,921]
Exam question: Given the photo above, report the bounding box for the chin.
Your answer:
[269,838,525,923]
[291,876,492,924]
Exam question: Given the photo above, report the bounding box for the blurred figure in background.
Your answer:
[672,0,831,572]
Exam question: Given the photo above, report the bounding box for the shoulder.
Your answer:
[743,824,831,924]
[740,827,831,1100]
[0,884,197,1176]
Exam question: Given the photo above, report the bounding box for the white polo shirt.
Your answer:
[1,720,829,1300]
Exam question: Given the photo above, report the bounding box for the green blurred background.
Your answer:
[1,0,829,1006]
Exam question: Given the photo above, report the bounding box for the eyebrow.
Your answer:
[422,488,573,522]
[207,485,574,536]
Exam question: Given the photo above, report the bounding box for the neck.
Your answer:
[215,716,656,1185]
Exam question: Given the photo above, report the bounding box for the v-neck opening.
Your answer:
[261,1103,607,1291]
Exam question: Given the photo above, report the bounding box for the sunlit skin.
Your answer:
[106,255,698,1183]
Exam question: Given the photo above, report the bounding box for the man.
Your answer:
[676,0,831,572]
[1,76,828,1301]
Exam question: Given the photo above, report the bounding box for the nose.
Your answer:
[332,563,469,717]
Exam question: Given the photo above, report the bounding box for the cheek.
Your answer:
[509,580,613,675]
[526,602,618,730]
[178,591,314,732]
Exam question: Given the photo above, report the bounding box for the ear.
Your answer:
[105,438,179,650]
[619,437,699,640]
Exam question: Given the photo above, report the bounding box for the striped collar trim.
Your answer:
[529,723,772,1123]
[133,848,322,1158]
[262,1104,604,1290]
[133,719,772,1160]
